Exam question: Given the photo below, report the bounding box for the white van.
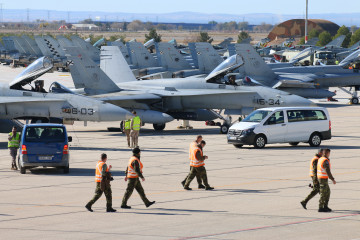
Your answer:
[227,107,331,148]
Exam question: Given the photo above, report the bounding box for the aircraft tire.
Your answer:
[351,97,359,104]
[153,123,166,131]
[220,124,229,134]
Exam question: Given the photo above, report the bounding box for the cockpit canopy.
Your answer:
[10,56,53,89]
[205,54,244,82]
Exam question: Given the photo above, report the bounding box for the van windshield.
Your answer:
[25,126,65,143]
[242,110,272,122]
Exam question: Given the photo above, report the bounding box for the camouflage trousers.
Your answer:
[303,176,320,203]
[319,178,331,209]
[87,182,112,209]
[131,130,139,147]
[121,178,150,206]
[124,129,131,147]
[9,147,18,168]
[184,166,210,188]
[183,166,202,186]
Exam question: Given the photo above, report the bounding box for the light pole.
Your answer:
[305,0,308,43]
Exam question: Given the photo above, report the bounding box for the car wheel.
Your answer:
[18,158,25,174]
[233,144,243,148]
[351,97,359,104]
[63,165,69,174]
[289,142,299,146]
[153,123,166,131]
[220,124,229,134]
[254,135,266,149]
[309,133,321,147]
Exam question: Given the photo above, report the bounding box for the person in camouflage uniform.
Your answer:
[85,153,116,212]
[301,149,323,210]
[317,149,336,212]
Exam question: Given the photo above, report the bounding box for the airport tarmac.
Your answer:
[1,66,360,239]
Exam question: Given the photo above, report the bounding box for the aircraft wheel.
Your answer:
[220,124,229,134]
[351,97,359,104]
[153,123,166,131]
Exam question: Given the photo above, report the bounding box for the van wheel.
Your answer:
[309,133,321,147]
[289,142,299,146]
[63,165,69,174]
[254,135,266,149]
[233,144,243,148]
[220,124,229,134]
[18,158,25,174]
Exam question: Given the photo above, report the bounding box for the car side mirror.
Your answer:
[68,136,72,142]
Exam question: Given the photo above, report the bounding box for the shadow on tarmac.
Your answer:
[70,146,185,153]
[0,142,8,149]
[239,145,360,150]
[28,167,125,177]
[332,210,360,214]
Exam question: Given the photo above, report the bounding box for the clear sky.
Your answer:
[0,0,357,14]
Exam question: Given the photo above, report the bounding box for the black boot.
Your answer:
[300,201,307,210]
[184,187,192,190]
[198,184,205,189]
[324,206,332,212]
[181,180,185,187]
[121,205,131,209]
[205,186,214,190]
[85,203,93,212]
[146,201,155,208]
[107,207,117,212]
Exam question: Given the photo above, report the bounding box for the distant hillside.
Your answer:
[1,9,359,26]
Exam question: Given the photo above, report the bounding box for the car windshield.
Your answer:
[25,126,65,143]
[242,110,272,122]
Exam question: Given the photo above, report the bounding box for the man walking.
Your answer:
[317,149,336,212]
[85,153,116,212]
[184,140,214,191]
[121,147,155,209]
[123,119,132,147]
[8,126,20,170]
[130,111,141,148]
[301,149,323,209]
[181,135,205,189]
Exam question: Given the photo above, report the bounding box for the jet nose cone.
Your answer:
[99,103,133,121]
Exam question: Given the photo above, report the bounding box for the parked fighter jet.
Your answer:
[65,46,313,133]
[236,44,360,102]
[1,56,132,133]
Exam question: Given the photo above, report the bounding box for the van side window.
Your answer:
[287,110,327,122]
[265,111,284,125]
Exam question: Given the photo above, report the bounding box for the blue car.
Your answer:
[18,124,72,174]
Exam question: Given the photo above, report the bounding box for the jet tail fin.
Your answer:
[65,47,121,95]
[100,46,137,83]
[339,49,360,67]
[155,42,191,70]
[326,35,345,48]
[235,44,277,86]
[190,42,223,73]
[127,42,158,68]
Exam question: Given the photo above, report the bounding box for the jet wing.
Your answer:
[0,97,65,104]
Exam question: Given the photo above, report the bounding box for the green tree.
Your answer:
[145,28,162,42]
[351,25,358,33]
[317,31,332,46]
[197,32,213,43]
[108,34,126,43]
[238,21,249,31]
[299,36,305,45]
[333,25,352,48]
[308,29,320,39]
[350,28,360,46]
[208,20,217,25]
[237,31,250,43]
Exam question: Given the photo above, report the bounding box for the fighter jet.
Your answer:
[235,44,360,101]
[1,56,132,133]
[64,46,312,133]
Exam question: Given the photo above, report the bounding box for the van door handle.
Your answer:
[281,124,286,126]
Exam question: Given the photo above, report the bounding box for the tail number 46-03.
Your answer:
[256,99,280,105]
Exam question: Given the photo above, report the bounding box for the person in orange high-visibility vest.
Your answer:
[181,135,205,189]
[85,153,116,212]
[301,149,323,210]
[121,147,155,209]
[317,149,336,212]
[184,140,214,191]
